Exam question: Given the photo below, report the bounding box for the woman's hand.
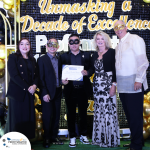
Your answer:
[109,84,116,97]
[28,84,36,95]
[62,78,69,85]
[43,94,50,102]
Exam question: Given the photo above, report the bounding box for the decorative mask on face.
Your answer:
[114,24,126,31]
[69,39,80,45]
[47,40,59,48]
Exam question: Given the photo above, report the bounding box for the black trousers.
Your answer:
[42,87,62,139]
[65,87,88,138]
[119,90,144,150]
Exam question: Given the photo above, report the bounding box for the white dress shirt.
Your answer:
[115,32,149,93]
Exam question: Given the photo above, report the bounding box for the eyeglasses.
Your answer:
[47,41,59,48]
[69,39,80,45]
[114,24,126,31]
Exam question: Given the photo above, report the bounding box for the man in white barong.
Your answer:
[114,20,149,150]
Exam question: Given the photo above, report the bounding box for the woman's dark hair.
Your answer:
[15,38,34,60]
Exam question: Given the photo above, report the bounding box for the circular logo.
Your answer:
[0,132,31,150]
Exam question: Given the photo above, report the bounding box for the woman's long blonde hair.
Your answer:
[93,31,112,51]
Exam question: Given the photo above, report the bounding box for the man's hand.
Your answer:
[81,70,88,76]
[43,94,50,102]
[134,82,142,91]
[62,78,69,85]
[109,84,116,97]
[28,85,36,95]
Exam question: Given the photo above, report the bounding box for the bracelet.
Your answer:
[112,82,117,86]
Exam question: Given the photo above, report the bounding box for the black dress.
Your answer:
[5,58,37,139]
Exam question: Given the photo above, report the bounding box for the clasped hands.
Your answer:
[62,70,88,85]
[28,84,36,95]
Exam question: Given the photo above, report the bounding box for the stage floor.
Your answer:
[31,139,150,150]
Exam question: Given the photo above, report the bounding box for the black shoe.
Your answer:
[51,137,64,145]
[43,139,50,148]
[127,148,136,150]
[123,143,130,147]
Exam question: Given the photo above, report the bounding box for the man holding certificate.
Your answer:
[60,34,93,147]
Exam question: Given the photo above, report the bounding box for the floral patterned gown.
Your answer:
[92,58,120,147]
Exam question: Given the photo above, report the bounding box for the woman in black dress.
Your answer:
[5,38,38,141]
[91,31,120,147]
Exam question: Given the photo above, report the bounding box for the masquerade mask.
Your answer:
[69,39,80,45]
[47,41,59,48]
[114,24,125,31]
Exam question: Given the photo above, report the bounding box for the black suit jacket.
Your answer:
[37,54,61,100]
[6,54,38,101]
[59,50,93,98]
[91,48,116,82]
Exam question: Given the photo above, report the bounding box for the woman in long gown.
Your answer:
[5,38,38,143]
[91,31,120,147]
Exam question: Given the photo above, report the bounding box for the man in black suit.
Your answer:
[38,38,63,148]
[60,34,93,147]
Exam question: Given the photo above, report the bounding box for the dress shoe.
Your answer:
[124,142,144,147]
[43,139,50,148]
[51,137,64,145]
[123,143,130,147]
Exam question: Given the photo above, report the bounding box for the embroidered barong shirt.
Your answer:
[115,32,149,93]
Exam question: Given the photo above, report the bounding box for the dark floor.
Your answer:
[31,138,150,150]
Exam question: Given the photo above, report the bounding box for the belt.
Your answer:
[73,85,84,88]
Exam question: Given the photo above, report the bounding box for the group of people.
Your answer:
[4,20,149,150]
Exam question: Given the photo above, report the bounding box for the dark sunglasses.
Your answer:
[69,39,80,45]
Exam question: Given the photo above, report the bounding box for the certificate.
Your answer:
[62,65,84,81]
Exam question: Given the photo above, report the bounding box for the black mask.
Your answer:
[69,39,80,45]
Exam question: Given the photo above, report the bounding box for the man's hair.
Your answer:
[114,20,126,26]
[48,37,58,43]
[69,33,80,40]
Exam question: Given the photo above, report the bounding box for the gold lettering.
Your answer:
[38,0,47,14]
[95,20,102,30]
[122,1,132,12]
[87,0,96,13]
[100,2,108,12]
[79,3,87,13]
[142,20,148,29]
[88,14,97,31]
[53,16,69,31]
[100,19,107,30]
[62,21,70,30]
[33,21,40,32]
[127,20,134,30]
[134,19,142,29]
[77,16,86,34]
[147,21,150,29]
[45,21,53,31]
[39,22,46,31]
[54,4,62,14]
[70,3,80,13]
[72,20,79,30]
[107,2,115,18]
[20,15,34,32]
[61,4,71,14]
[45,0,54,14]
[106,19,113,29]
